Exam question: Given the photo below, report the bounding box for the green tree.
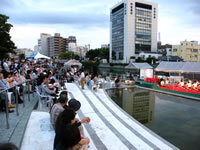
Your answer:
[19,53,25,60]
[0,14,16,60]
[135,57,145,62]
[146,56,156,64]
[86,49,100,60]
[59,51,80,60]
[86,48,110,62]
[59,51,74,59]
[73,54,80,60]
[99,48,109,62]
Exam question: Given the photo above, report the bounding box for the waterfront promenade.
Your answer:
[21,83,179,150]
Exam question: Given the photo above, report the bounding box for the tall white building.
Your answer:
[38,33,51,56]
[110,0,158,63]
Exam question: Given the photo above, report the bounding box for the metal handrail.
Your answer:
[0,78,37,129]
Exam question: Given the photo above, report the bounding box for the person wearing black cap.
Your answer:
[68,98,87,137]
[54,108,90,150]
[68,98,81,112]
[50,91,68,129]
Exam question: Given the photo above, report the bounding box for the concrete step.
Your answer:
[71,83,179,150]
[20,83,179,150]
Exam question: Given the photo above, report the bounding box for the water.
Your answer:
[106,87,200,150]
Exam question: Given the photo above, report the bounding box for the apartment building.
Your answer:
[47,33,68,58]
[172,41,200,62]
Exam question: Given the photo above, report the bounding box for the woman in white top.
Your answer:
[80,70,85,89]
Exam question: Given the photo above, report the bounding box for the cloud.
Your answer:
[2,0,200,49]
[10,24,109,49]
[8,11,109,28]
[0,0,110,28]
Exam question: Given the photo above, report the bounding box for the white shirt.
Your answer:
[80,72,85,79]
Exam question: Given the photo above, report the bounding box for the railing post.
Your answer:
[15,87,19,116]
[22,84,25,108]
[28,81,30,102]
[5,90,10,129]
[32,80,35,97]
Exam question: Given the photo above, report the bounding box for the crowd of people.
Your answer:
[0,58,95,150]
[0,58,131,149]
[159,78,200,91]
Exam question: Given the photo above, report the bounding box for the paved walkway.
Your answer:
[21,83,179,150]
[0,92,38,148]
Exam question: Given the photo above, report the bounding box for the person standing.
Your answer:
[80,70,85,89]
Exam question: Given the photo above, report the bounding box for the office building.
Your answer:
[110,0,158,63]
[172,40,200,62]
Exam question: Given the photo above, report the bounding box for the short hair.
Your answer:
[27,70,32,74]
[59,91,68,103]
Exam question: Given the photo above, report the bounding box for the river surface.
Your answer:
[107,87,200,150]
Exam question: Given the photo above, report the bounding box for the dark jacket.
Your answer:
[54,121,81,150]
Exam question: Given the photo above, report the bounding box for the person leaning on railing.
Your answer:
[4,72,23,104]
[0,72,15,112]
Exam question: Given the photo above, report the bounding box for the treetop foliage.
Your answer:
[0,14,16,60]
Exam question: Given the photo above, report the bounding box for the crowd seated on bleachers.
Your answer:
[0,57,139,149]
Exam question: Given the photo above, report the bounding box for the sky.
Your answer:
[0,0,200,50]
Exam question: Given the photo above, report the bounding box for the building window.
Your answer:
[194,55,198,58]
[173,49,177,52]
[119,52,124,60]
[193,49,198,52]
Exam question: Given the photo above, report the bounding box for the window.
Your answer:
[193,49,198,52]
[194,55,198,58]
[173,49,177,52]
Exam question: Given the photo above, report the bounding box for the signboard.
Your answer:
[140,69,153,80]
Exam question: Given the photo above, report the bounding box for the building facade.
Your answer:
[68,43,89,58]
[110,0,158,63]
[138,52,162,60]
[101,44,110,48]
[158,44,172,56]
[47,33,68,58]
[38,33,51,56]
[123,88,155,125]
[172,41,200,62]
[10,48,34,58]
